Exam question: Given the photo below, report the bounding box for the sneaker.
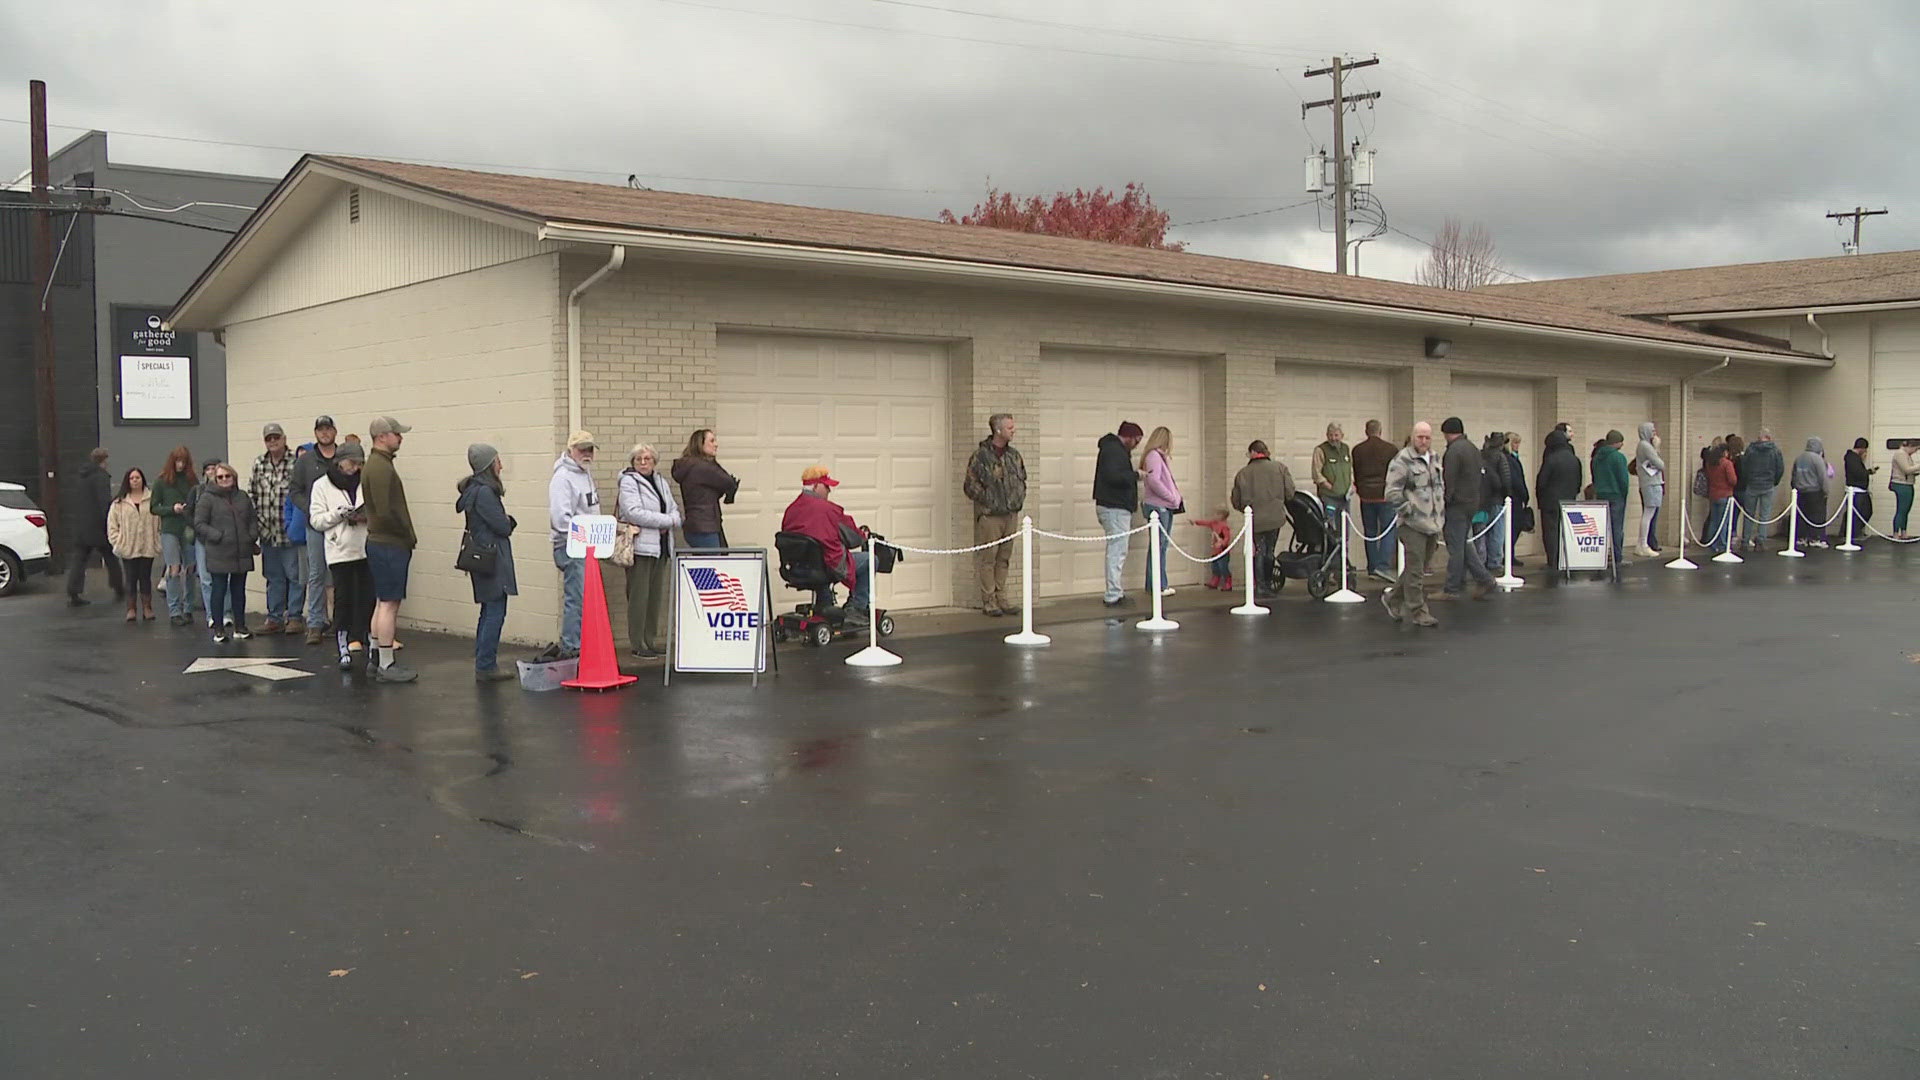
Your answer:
[1380,588,1401,622]
[212,630,230,644]
[475,667,516,683]
[230,625,253,640]
[1368,570,1395,584]
[1411,612,1440,628]
[1102,595,1131,608]
[371,662,418,684]
[984,607,1003,617]
[338,652,355,671]
[1160,587,1176,597]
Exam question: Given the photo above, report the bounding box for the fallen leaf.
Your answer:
[800,882,814,888]
[520,972,539,980]
[1532,868,1547,873]
[327,969,352,978]
[1257,983,1267,991]
[1751,921,1767,927]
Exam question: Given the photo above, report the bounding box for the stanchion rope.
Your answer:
[1034,522,1155,543]
[1162,521,1251,564]
[1732,498,1796,526]
[886,533,1020,557]
[1349,507,1404,543]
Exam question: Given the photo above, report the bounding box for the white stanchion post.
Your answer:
[1666,501,1697,570]
[1231,507,1268,615]
[1494,497,1524,588]
[1324,508,1364,603]
[1711,499,1745,563]
[1779,489,1804,558]
[1004,517,1051,645]
[1837,488,1863,551]
[1137,515,1178,632]
[844,543,902,667]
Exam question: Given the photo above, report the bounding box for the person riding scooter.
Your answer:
[780,465,870,625]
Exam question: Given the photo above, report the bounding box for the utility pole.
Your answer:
[1826,206,1887,254]
[29,79,62,550]
[1304,56,1380,275]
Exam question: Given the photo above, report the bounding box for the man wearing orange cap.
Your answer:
[781,465,870,623]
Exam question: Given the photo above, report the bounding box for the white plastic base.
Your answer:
[1135,617,1179,632]
[1665,557,1698,570]
[1494,574,1524,589]
[1003,631,1051,646]
[1836,542,1863,552]
[844,646,903,667]
[1710,551,1745,564]
[1230,603,1269,615]
[1323,588,1365,603]
[1777,549,1806,558]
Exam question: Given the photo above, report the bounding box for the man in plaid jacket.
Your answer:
[249,422,306,634]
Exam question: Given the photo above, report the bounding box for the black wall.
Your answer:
[0,191,98,507]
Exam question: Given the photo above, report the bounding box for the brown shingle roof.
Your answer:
[314,156,1814,360]
[1482,249,1920,315]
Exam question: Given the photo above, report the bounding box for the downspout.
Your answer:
[566,246,626,435]
[1804,312,1834,359]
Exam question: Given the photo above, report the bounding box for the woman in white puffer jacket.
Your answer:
[307,441,373,670]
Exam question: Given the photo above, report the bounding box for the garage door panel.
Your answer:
[1451,375,1538,556]
[1588,384,1654,551]
[717,333,950,610]
[1036,350,1205,596]
[1273,364,1392,488]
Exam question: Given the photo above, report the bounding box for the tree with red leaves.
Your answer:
[938,183,1184,251]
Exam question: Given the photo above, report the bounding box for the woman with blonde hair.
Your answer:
[618,443,683,658]
[1138,426,1183,596]
[107,467,162,621]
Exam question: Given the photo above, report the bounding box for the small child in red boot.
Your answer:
[1192,509,1234,590]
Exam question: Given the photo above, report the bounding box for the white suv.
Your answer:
[0,482,52,596]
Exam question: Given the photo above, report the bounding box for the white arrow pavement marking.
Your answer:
[183,657,304,674]
[234,663,312,681]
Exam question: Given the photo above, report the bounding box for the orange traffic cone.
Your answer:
[564,554,637,691]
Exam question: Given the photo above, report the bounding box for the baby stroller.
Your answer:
[1268,491,1350,600]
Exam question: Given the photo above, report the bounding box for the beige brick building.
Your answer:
[171,157,1827,644]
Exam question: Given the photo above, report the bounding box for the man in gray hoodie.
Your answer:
[1792,436,1832,549]
[548,431,600,658]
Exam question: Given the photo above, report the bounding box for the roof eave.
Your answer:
[1659,298,1920,321]
[539,221,1830,368]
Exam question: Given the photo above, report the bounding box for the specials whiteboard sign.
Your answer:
[671,550,769,676]
[1558,501,1612,572]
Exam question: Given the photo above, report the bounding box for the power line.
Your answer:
[1381,222,1532,282]
[1172,198,1320,228]
[0,201,239,234]
[848,0,1331,60]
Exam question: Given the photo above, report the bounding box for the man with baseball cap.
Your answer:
[289,414,341,644]
[248,422,305,635]
[548,430,601,658]
[780,465,870,623]
[361,416,417,682]
[1093,421,1145,606]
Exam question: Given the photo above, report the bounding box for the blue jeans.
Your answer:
[160,533,193,619]
[1476,509,1506,570]
[1144,505,1174,592]
[685,531,725,549]
[475,598,507,672]
[848,549,871,614]
[1095,506,1131,602]
[1742,489,1773,543]
[1706,498,1733,552]
[305,527,331,626]
[1606,498,1626,564]
[1360,501,1397,574]
[196,540,218,622]
[1645,504,1662,550]
[261,543,303,622]
[553,544,584,652]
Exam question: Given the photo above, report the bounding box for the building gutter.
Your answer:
[537,223,1829,368]
[1665,299,1920,321]
[566,245,625,435]
[1804,312,1835,359]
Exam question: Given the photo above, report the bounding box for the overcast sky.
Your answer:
[3,0,1916,283]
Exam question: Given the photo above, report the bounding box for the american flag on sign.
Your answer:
[688,567,749,611]
[1567,511,1599,537]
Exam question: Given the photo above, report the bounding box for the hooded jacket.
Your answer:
[1792,437,1830,493]
[616,467,681,560]
[548,452,600,547]
[1535,431,1582,508]
[1092,433,1138,511]
[1593,442,1631,502]
[308,468,369,565]
[1140,447,1183,511]
[68,461,112,545]
[193,484,257,574]
[1384,444,1444,535]
[288,441,339,517]
[1635,422,1666,508]
[1743,438,1785,492]
[107,488,162,559]
[457,472,518,602]
[1440,434,1484,513]
[670,455,738,536]
[1230,455,1296,526]
[1844,448,1872,490]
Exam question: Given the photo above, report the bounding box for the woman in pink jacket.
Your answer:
[1138,426,1183,596]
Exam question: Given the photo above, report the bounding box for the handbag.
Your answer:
[455,529,497,575]
[611,522,640,567]
[1516,506,1536,532]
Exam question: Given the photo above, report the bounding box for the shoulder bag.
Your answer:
[455,529,498,575]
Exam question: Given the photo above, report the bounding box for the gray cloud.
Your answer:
[3,0,1915,282]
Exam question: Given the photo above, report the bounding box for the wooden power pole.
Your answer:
[29,79,62,547]
[1826,206,1888,254]
[1304,57,1380,275]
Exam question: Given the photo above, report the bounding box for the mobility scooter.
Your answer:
[771,530,898,647]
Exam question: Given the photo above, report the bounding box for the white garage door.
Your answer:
[1272,363,1392,497]
[1685,390,1753,540]
[1450,375,1538,555]
[1868,319,1920,532]
[1587,384,1654,550]
[716,333,950,610]
[1033,349,1205,597]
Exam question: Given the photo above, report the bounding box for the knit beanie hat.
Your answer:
[467,443,500,474]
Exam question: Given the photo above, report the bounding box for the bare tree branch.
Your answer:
[1415,217,1506,290]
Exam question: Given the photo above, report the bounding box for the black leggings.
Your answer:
[331,559,375,648]
[121,557,154,597]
